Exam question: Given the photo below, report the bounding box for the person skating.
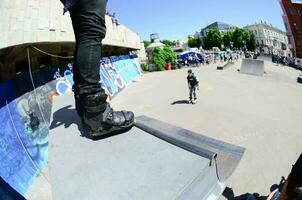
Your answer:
[60,0,134,139]
[187,69,199,104]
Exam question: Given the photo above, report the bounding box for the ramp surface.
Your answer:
[240,59,265,76]
[135,116,245,182]
[49,93,244,200]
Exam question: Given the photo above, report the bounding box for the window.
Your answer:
[297,9,302,17]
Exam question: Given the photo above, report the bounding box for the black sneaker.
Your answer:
[89,105,135,139]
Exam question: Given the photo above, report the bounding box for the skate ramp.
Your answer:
[49,93,245,200]
[0,55,141,199]
[240,59,264,76]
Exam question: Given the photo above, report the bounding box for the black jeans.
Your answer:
[70,0,108,132]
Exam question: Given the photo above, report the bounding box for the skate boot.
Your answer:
[73,87,85,126]
[80,91,135,139]
[192,98,197,104]
[90,105,135,138]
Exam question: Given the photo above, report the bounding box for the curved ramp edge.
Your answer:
[135,116,246,182]
[0,54,142,199]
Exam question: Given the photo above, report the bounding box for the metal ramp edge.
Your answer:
[135,115,246,182]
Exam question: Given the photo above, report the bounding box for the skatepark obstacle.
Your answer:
[240,59,265,76]
[48,93,245,200]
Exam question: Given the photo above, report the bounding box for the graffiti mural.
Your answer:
[0,55,141,198]
[55,55,141,97]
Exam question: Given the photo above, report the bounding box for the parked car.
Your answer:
[298,74,302,84]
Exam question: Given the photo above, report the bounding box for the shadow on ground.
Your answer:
[49,105,79,130]
[222,187,265,200]
[49,105,133,141]
[223,177,286,200]
[171,100,190,105]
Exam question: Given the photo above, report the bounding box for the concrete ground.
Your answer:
[111,57,302,198]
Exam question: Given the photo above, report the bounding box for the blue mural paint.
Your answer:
[0,101,38,195]
[0,81,15,108]
[0,55,141,198]
[54,56,141,97]
[56,81,70,95]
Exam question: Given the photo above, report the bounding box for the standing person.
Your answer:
[60,0,135,139]
[187,69,199,104]
[220,53,223,63]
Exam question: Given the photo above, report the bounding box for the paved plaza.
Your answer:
[111,56,302,198]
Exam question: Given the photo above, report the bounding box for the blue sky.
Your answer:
[107,0,286,41]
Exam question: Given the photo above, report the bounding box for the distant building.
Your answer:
[244,22,290,55]
[199,22,237,47]
[145,33,165,65]
[172,39,190,53]
[280,0,302,58]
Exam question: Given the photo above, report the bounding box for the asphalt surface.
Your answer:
[111,56,302,198]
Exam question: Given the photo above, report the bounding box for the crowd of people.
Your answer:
[176,50,246,68]
[272,54,302,70]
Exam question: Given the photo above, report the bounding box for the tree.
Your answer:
[232,28,250,49]
[152,47,166,71]
[188,37,201,48]
[163,46,177,64]
[144,40,151,48]
[152,45,177,71]
[204,29,222,50]
[162,39,174,47]
[222,31,234,49]
[247,33,256,51]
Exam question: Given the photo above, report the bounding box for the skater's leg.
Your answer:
[72,44,84,119]
[189,87,193,101]
[193,86,197,100]
[70,0,134,137]
[70,0,107,132]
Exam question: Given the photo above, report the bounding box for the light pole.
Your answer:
[243,40,247,52]
[230,41,234,50]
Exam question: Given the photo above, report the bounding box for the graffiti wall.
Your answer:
[0,55,141,198]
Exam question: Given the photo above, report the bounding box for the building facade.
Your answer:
[199,22,237,47]
[280,0,302,58]
[0,0,146,82]
[244,23,290,55]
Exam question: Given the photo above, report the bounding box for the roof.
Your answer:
[146,41,165,50]
[201,21,237,31]
[244,23,286,35]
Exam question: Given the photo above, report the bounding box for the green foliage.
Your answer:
[204,28,256,51]
[163,46,177,64]
[204,29,222,50]
[188,37,201,48]
[232,28,250,49]
[144,41,151,48]
[162,40,174,47]
[152,46,177,71]
[152,47,166,71]
[141,64,149,71]
[247,33,256,51]
[222,31,233,49]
